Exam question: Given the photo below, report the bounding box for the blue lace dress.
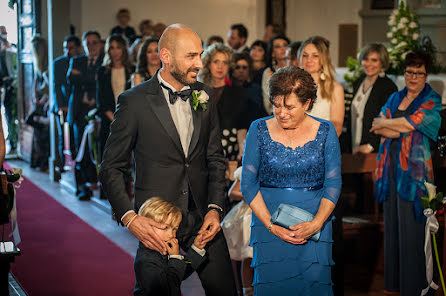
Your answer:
[241,116,342,295]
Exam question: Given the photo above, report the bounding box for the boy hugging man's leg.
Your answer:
[133,197,207,296]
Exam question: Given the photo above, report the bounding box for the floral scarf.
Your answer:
[374,83,442,221]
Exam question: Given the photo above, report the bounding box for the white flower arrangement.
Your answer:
[191,90,209,111]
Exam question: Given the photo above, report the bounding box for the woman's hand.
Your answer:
[353,144,373,154]
[271,224,307,245]
[290,221,322,241]
[370,114,387,132]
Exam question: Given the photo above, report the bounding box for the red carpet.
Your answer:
[8,166,135,296]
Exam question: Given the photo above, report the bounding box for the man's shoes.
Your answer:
[77,189,92,201]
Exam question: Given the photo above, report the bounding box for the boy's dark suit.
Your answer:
[134,243,206,296]
[99,74,237,295]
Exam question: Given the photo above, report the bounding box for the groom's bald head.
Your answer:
[159,24,201,55]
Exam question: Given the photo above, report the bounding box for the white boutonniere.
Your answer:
[191,90,209,111]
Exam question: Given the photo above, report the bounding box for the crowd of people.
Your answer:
[1,8,443,296]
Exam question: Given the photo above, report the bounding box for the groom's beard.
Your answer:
[170,62,200,86]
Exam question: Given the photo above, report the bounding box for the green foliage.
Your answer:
[421,192,445,212]
[344,56,363,90]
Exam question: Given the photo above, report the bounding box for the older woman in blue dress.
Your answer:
[241,66,342,295]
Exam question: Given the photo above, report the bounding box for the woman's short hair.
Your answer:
[198,43,233,85]
[205,35,224,48]
[138,197,182,227]
[359,43,390,71]
[268,66,318,112]
[232,52,253,74]
[403,51,432,73]
[138,19,152,35]
[103,34,132,72]
[136,38,159,75]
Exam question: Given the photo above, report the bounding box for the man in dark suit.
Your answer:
[53,35,81,171]
[67,30,104,200]
[99,24,237,295]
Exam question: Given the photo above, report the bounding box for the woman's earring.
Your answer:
[320,71,326,81]
[379,69,385,78]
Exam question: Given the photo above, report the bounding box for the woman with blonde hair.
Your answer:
[298,36,344,136]
[198,43,248,162]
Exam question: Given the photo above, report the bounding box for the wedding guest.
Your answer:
[262,24,282,43]
[205,35,224,49]
[153,23,167,39]
[132,38,160,87]
[371,51,442,296]
[349,44,397,154]
[110,8,136,44]
[138,19,153,38]
[30,35,50,171]
[286,41,301,67]
[129,19,154,66]
[241,66,341,295]
[198,43,248,162]
[227,24,249,54]
[261,35,290,114]
[249,40,267,86]
[96,34,133,162]
[298,36,344,136]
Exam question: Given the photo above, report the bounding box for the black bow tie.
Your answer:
[160,83,193,104]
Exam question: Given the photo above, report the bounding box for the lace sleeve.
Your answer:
[241,120,261,205]
[323,122,342,205]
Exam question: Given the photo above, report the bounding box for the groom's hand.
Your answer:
[128,216,168,255]
[198,210,221,244]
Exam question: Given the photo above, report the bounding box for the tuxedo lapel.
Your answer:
[146,78,184,155]
[187,85,202,158]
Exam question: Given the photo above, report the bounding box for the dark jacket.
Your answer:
[53,55,71,113]
[216,85,249,131]
[350,75,397,151]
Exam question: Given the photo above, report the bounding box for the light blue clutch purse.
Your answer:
[270,203,321,242]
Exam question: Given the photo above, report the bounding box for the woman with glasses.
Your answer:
[371,51,442,295]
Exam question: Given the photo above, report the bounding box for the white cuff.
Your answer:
[191,244,206,257]
[121,210,136,223]
[168,254,184,260]
[208,204,223,212]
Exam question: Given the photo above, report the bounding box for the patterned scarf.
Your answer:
[374,83,442,221]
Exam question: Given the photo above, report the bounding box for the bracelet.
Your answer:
[126,214,138,228]
[268,222,273,232]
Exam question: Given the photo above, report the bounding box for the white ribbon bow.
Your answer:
[422,209,439,295]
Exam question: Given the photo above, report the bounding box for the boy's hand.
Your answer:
[166,238,180,255]
[193,233,207,250]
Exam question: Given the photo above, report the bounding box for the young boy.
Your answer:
[133,197,207,296]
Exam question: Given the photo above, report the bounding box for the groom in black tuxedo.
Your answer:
[99,24,237,295]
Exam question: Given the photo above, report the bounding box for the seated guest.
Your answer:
[261,35,290,114]
[249,40,267,86]
[138,19,153,38]
[227,23,249,54]
[350,43,397,154]
[134,197,207,296]
[132,38,160,87]
[110,8,136,44]
[153,23,167,39]
[371,51,442,296]
[205,35,224,49]
[129,19,154,66]
[298,36,344,136]
[286,41,301,67]
[97,34,133,160]
[198,43,248,162]
[53,35,82,172]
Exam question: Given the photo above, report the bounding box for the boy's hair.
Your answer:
[138,197,182,227]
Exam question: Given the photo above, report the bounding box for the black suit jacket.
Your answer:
[350,75,397,151]
[216,85,249,130]
[67,54,104,124]
[53,55,71,113]
[96,65,133,121]
[99,74,226,226]
[134,244,206,296]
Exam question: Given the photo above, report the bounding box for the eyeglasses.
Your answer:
[235,65,248,70]
[404,70,427,78]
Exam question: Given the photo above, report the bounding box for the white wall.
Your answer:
[286,0,362,66]
[70,0,266,47]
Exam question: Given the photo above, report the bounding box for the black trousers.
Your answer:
[73,122,97,193]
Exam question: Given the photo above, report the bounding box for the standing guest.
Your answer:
[53,35,82,171]
[99,24,237,296]
[249,40,267,86]
[198,43,248,162]
[350,44,397,154]
[96,34,133,162]
[241,66,342,295]
[262,24,282,43]
[261,35,290,114]
[0,35,17,154]
[153,23,167,39]
[227,24,249,54]
[371,51,442,296]
[129,19,154,66]
[132,38,160,87]
[110,8,136,44]
[286,41,301,67]
[67,30,104,200]
[138,19,153,38]
[205,35,224,49]
[29,35,50,171]
[298,36,344,136]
